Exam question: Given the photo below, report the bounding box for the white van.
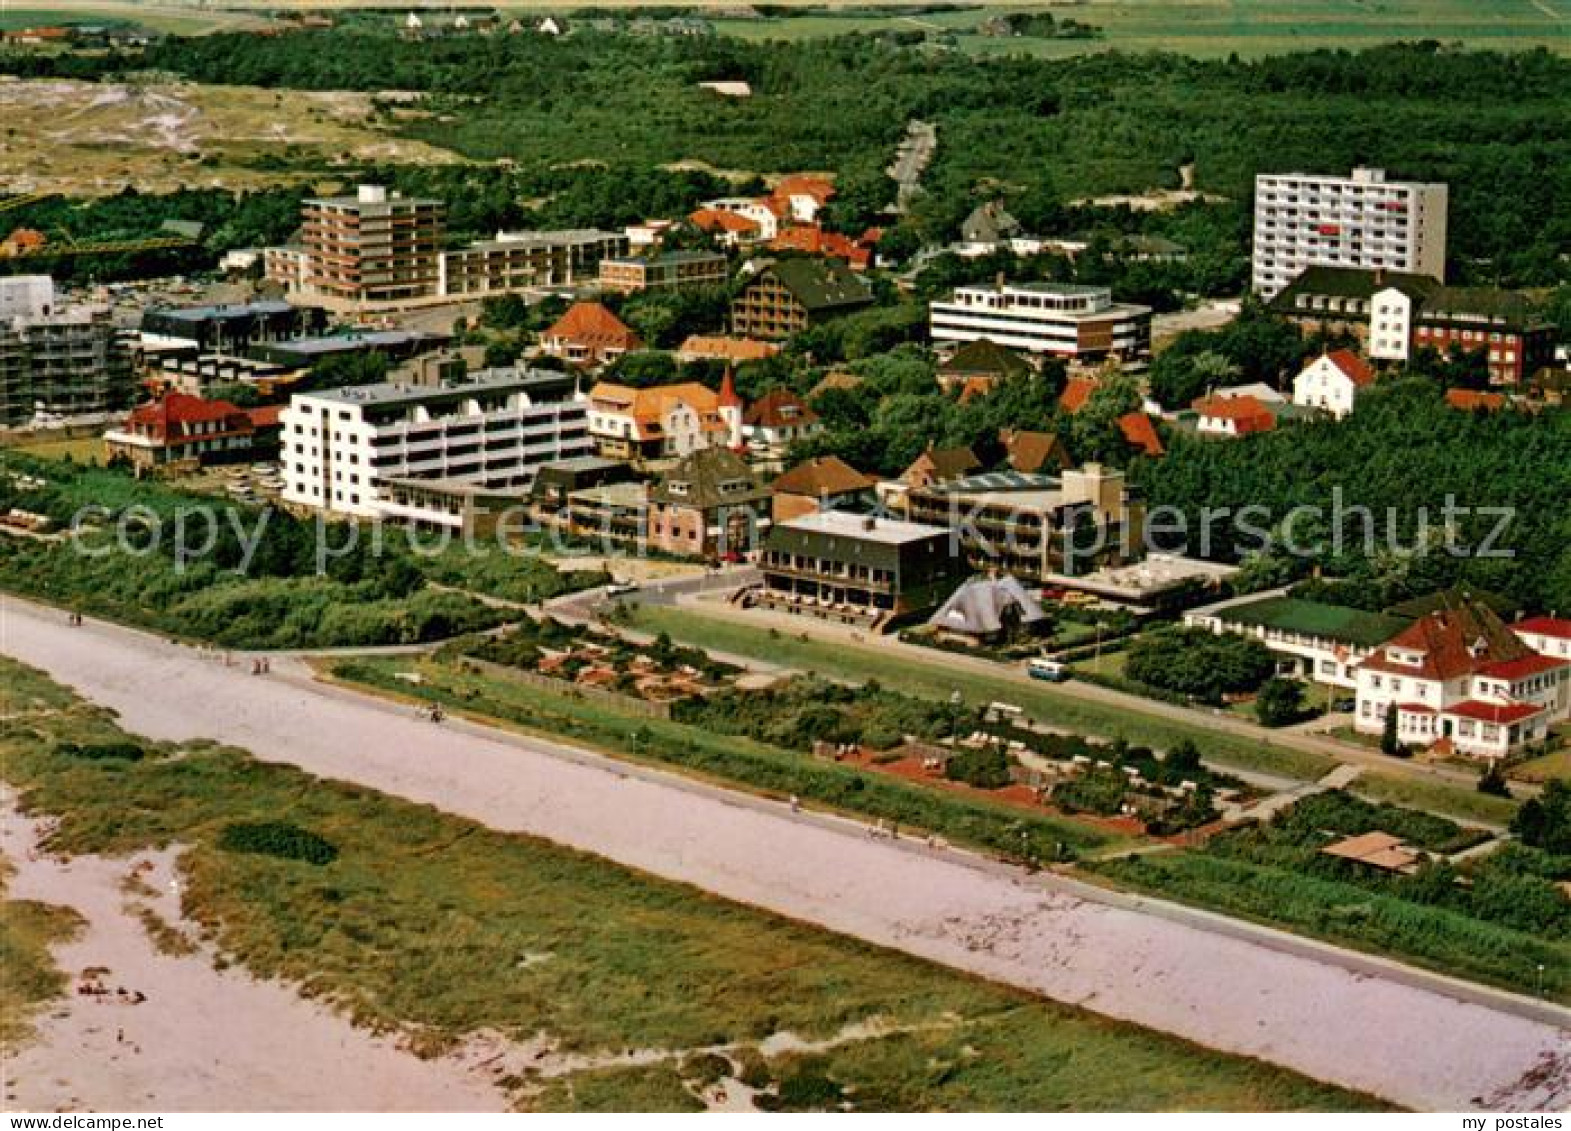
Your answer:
[1027,658,1070,683]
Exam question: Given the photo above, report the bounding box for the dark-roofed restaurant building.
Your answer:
[730,258,874,340]
[756,511,966,628]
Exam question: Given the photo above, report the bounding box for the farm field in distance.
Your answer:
[0,2,266,35]
[710,0,1571,57]
[79,0,1571,57]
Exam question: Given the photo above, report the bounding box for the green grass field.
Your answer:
[26,1,1563,55]
[0,657,1383,1110]
[619,602,1336,782]
[706,0,1570,57]
[0,436,104,464]
[0,3,264,34]
[1354,769,1522,827]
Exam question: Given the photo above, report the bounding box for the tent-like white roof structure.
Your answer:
[929,575,1047,637]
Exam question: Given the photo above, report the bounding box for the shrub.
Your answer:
[1477,760,1511,797]
[1124,628,1274,704]
[760,1060,843,1112]
[218,820,338,866]
[1255,678,1307,727]
[56,741,144,762]
[1513,780,1571,855]
[944,744,1012,790]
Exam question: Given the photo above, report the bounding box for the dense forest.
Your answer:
[4,31,1568,286]
[1130,381,1571,613]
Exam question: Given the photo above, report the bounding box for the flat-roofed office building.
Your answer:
[929,281,1151,361]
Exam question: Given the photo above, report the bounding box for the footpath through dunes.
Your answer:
[2,596,1568,1112]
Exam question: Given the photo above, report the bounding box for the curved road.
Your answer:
[3,597,1567,1111]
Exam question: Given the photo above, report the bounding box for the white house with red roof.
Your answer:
[540,302,642,368]
[1293,349,1374,419]
[741,386,820,465]
[1193,393,1278,437]
[585,380,729,462]
[1514,616,1571,661]
[692,176,837,249]
[1353,597,1570,759]
[103,393,270,470]
[771,175,836,224]
[691,198,780,245]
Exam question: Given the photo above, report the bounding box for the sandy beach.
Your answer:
[0,792,510,1113]
[2,597,1568,1111]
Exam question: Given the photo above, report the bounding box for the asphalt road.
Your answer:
[3,596,1567,1112]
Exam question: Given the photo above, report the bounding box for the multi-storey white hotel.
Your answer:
[1252,166,1448,299]
[280,368,593,531]
[928,281,1151,362]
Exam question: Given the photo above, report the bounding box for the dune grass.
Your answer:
[0,875,83,1049]
[0,656,1383,1111]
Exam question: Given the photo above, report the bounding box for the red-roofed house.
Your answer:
[1294,349,1374,419]
[1445,388,1508,413]
[0,228,47,258]
[102,393,265,470]
[1193,394,1277,437]
[689,208,765,248]
[771,175,836,223]
[541,302,642,367]
[1354,596,1570,759]
[1117,411,1165,457]
[741,387,821,464]
[1515,617,1571,661]
[1058,376,1097,414]
[586,380,728,461]
[770,224,876,271]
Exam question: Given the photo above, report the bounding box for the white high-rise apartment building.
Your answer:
[1252,167,1447,299]
[280,368,593,529]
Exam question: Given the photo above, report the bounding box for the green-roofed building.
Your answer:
[730,257,874,341]
[1186,592,1411,690]
[937,337,1032,394]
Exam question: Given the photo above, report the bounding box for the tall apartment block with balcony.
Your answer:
[299,185,445,305]
[0,276,134,425]
[1252,166,1448,300]
[280,367,593,533]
